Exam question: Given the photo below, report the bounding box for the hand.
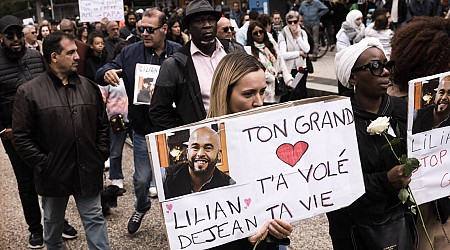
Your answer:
[299,51,307,58]
[100,17,109,26]
[103,69,123,86]
[268,219,293,239]
[387,164,411,189]
[0,128,13,140]
[248,221,270,245]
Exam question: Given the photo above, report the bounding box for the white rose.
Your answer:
[367,116,390,135]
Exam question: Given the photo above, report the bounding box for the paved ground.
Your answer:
[0,51,337,250]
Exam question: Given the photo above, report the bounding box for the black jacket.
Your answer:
[412,105,450,134]
[0,47,45,132]
[96,40,181,135]
[149,40,237,132]
[384,0,408,24]
[12,70,110,197]
[327,94,409,241]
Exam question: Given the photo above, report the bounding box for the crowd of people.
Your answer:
[1,0,450,249]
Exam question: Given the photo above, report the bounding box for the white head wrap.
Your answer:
[346,10,363,29]
[334,37,386,88]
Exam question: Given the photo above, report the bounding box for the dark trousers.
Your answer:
[2,139,42,233]
[281,69,309,102]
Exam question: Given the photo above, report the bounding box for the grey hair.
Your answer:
[23,25,36,34]
[286,11,300,21]
[143,7,166,26]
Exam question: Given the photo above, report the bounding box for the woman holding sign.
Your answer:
[208,52,293,249]
[329,38,415,250]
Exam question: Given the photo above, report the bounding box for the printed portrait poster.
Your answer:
[78,0,124,22]
[407,71,450,204]
[147,96,365,250]
[133,64,160,105]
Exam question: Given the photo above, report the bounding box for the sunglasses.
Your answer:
[352,60,395,76]
[252,30,265,36]
[4,31,24,40]
[223,26,234,32]
[288,20,299,25]
[138,25,163,34]
[61,29,74,33]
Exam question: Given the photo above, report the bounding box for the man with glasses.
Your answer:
[0,15,45,249]
[23,25,43,54]
[216,16,244,52]
[59,19,89,76]
[96,8,181,235]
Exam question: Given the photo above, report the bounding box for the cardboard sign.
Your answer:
[407,71,450,204]
[78,0,124,22]
[133,64,160,105]
[147,96,365,250]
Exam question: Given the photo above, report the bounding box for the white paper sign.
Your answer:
[78,0,124,22]
[147,97,365,250]
[133,63,160,105]
[407,71,450,204]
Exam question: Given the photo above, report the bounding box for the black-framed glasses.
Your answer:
[4,31,24,40]
[352,60,395,76]
[287,20,299,25]
[252,30,264,36]
[223,26,234,32]
[138,25,163,34]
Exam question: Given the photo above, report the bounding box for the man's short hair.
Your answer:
[143,8,166,27]
[43,31,76,64]
[257,14,271,28]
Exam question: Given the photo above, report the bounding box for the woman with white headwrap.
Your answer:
[327,38,416,250]
[335,10,365,52]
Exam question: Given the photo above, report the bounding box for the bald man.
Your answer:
[104,21,125,62]
[217,17,234,40]
[413,75,450,133]
[163,127,235,199]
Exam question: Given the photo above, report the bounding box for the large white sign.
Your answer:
[407,71,450,204]
[147,97,365,250]
[78,0,124,23]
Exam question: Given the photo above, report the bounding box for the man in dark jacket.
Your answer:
[163,127,235,199]
[413,75,450,134]
[149,0,228,131]
[104,21,125,62]
[0,15,47,249]
[96,8,181,235]
[12,31,110,249]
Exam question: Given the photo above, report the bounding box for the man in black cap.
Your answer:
[0,15,78,249]
[0,15,46,249]
[150,0,235,131]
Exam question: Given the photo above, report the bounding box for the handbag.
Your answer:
[275,75,289,96]
[350,204,417,250]
[306,55,314,74]
[109,114,127,134]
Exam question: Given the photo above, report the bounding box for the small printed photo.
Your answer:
[411,74,450,134]
[136,77,155,103]
[154,123,235,200]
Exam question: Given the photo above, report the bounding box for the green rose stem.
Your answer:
[253,239,261,250]
[382,132,434,250]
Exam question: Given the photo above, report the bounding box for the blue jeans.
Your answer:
[132,131,153,213]
[108,128,127,180]
[42,194,110,250]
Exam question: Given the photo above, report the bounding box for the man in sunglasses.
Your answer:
[0,15,46,249]
[413,75,450,134]
[150,0,243,132]
[96,8,181,235]
[23,25,43,54]
[216,17,244,52]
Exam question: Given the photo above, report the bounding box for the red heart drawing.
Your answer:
[276,141,309,167]
[166,203,173,213]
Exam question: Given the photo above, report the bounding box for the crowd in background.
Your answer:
[1,0,450,249]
